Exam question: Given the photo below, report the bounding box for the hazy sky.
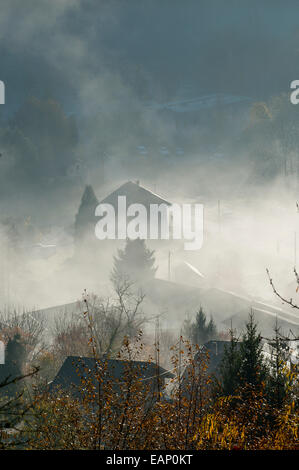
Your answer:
[1,0,299,117]
[1,1,299,314]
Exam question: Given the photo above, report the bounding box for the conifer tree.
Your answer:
[206,316,217,341]
[266,323,293,407]
[219,328,241,396]
[112,238,157,283]
[238,312,268,390]
[190,307,218,345]
[74,185,99,244]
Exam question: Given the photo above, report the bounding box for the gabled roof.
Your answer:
[222,306,299,337]
[100,181,171,208]
[49,355,174,397]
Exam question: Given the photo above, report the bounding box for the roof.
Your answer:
[49,355,174,397]
[222,306,299,337]
[182,340,239,382]
[100,181,171,208]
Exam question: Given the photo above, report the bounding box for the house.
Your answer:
[182,340,232,381]
[75,180,172,246]
[49,355,174,404]
[200,340,233,377]
[222,305,299,338]
[99,180,172,239]
[100,180,171,209]
[177,340,231,400]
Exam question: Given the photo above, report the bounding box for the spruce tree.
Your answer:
[74,185,99,245]
[112,238,157,283]
[190,307,218,345]
[219,328,241,396]
[266,323,293,407]
[206,317,217,341]
[238,312,268,390]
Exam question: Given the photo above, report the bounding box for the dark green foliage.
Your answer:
[219,313,270,397]
[189,307,218,346]
[112,238,157,283]
[266,324,293,408]
[238,312,269,390]
[219,329,241,396]
[74,185,99,244]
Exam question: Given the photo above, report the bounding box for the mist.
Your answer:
[0,0,298,346]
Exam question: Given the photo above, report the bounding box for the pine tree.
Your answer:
[219,328,241,396]
[190,307,218,345]
[74,185,99,245]
[191,308,206,345]
[206,317,217,341]
[112,238,157,283]
[266,323,293,407]
[238,312,268,390]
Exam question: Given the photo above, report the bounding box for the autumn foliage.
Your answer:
[0,335,294,451]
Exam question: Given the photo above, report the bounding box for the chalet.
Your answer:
[49,355,174,404]
[183,340,232,380]
[99,180,171,210]
[75,181,171,244]
[99,180,172,239]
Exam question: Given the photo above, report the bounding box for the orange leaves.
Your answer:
[16,334,299,451]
